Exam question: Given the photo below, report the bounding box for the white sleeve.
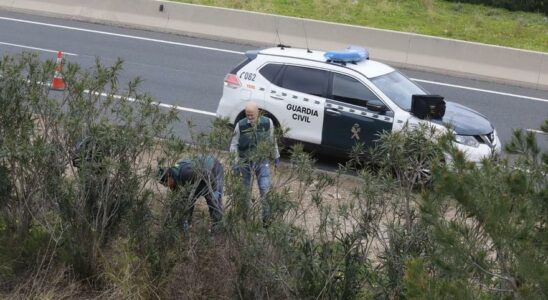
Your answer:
[230,123,240,155]
[270,119,280,160]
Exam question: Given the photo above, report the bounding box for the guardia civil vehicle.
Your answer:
[216,46,501,162]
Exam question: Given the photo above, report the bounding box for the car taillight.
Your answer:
[224,74,241,88]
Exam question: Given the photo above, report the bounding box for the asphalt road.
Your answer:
[1,10,547,158]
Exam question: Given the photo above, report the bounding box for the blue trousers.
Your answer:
[240,161,271,223]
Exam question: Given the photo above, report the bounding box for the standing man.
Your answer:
[230,101,280,227]
[159,154,224,232]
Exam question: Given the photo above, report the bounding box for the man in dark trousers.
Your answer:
[230,101,280,227]
[159,154,224,232]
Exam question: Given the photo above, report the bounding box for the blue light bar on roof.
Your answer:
[324,46,369,63]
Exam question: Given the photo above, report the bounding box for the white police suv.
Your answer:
[216,46,501,162]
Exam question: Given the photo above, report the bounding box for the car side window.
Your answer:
[279,65,328,97]
[331,73,380,107]
[259,64,283,83]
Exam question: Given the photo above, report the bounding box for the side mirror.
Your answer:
[366,101,388,113]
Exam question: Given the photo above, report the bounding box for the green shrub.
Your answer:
[415,124,547,298]
[2,51,546,299]
[445,0,547,14]
[0,52,178,291]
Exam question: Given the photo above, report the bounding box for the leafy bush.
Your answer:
[0,52,178,291]
[410,125,547,298]
[1,52,546,299]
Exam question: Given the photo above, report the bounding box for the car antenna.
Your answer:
[274,19,291,50]
[302,20,312,53]
[275,29,288,50]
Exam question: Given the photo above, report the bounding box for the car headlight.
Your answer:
[455,135,480,148]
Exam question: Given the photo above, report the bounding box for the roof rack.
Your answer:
[277,43,291,50]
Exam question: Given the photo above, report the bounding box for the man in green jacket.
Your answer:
[230,101,280,227]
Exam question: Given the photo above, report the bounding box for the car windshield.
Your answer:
[370,71,426,111]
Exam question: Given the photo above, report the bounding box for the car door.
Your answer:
[322,72,393,153]
[263,65,328,145]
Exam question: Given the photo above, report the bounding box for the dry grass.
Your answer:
[163,236,238,299]
[3,267,82,300]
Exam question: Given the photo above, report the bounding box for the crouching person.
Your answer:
[159,155,224,233]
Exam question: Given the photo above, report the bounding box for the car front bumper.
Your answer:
[454,131,502,163]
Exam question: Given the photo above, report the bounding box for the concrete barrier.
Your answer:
[159,2,413,64]
[0,0,84,17]
[81,0,169,30]
[539,54,548,88]
[406,34,546,88]
[0,0,546,90]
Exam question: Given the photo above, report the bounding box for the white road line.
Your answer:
[411,78,548,103]
[84,90,216,117]
[526,129,547,135]
[28,80,216,117]
[2,16,546,103]
[0,16,244,55]
[155,102,216,116]
[0,41,78,56]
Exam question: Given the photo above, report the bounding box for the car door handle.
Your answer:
[326,108,341,116]
[270,95,284,101]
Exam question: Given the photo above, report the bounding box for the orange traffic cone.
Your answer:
[50,51,66,91]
